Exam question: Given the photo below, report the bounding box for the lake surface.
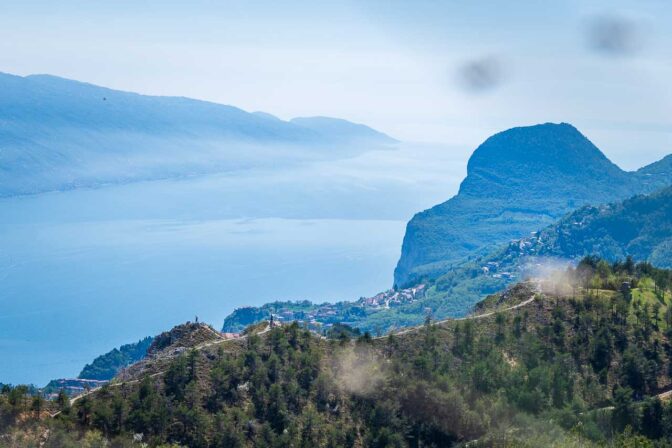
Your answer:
[0,188,406,385]
[0,142,466,386]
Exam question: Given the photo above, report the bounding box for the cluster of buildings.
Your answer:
[479,231,553,281]
[481,260,516,280]
[357,284,426,309]
[267,284,427,331]
[270,305,338,329]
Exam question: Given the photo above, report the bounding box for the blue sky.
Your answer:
[1,0,670,169]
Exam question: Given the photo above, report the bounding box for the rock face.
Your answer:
[394,123,672,287]
[147,322,220,357]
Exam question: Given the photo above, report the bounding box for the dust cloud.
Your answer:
[521,257,576,296]
[331,345,388,397]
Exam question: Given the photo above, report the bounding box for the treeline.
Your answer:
[572,256,672,298]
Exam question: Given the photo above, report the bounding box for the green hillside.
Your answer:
[534,186,672,268]
[420,185,672,319]
[3,258,672,447]
[78,337,154,381]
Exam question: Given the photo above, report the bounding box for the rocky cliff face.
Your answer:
[394,123,672,287]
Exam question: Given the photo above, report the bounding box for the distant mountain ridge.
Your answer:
[0,72,396,196]
[637,154,672,191]
[290,116,398,145]
[394,123,672,287]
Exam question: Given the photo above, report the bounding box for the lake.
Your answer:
[0,142,466,386]
[0,187,406,385]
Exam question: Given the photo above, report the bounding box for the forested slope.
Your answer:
[3,258,672,447]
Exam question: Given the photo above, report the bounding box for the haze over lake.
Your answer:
[0,142,464,385]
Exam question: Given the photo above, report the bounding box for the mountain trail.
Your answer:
[50,323,271,417]
[382,295,537,338]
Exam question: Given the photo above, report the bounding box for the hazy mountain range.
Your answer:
[0,72,395,197]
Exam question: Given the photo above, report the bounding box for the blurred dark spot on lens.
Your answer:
[587,15,641,56]
[457,57,503,93]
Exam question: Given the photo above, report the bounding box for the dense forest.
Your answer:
[3,257,672,447]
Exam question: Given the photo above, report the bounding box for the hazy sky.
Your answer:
[1,0,671,170]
